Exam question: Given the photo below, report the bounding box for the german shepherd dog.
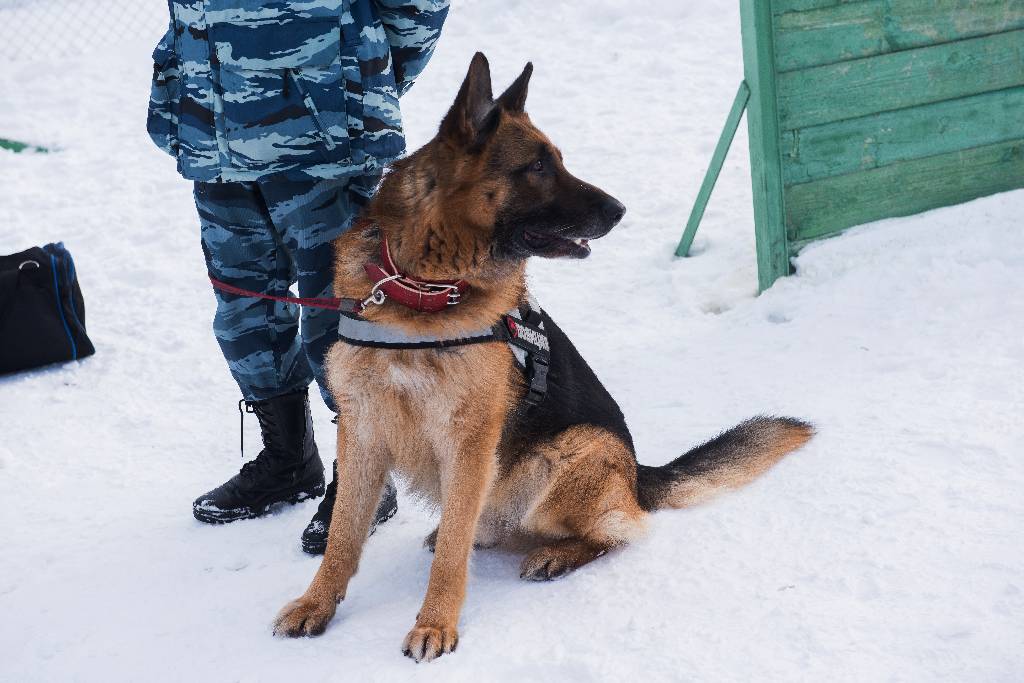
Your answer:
[273,53,813,661]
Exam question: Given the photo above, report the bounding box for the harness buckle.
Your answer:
[524,352,549,406]
[447,290,461,306]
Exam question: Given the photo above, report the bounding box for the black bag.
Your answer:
[0,243,95,374]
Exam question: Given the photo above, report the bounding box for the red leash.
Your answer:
[207,277,360,312]
[208,236,469,315]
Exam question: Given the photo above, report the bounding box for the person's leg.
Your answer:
[257,173,397,552]
[258,173,382,410]
[196,181,314,401]
[192,181,324,524]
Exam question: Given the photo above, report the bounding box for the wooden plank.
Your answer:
[774,1,1024,72]
[741,0,792,292]
[888,0,1024,51]
[782,86,1024,185]
[778,29,1024,129]
[774,1,885,72]
[773,0,868,14]
[784,138,1024,241]
[676,82,750,257]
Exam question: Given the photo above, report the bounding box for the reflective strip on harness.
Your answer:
[337,312,497,350]
[337,297,549,405]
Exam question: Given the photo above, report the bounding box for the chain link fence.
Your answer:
[1,0,169,148]
[0,0,165,60]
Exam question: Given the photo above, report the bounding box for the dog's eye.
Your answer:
[531,159,544,173]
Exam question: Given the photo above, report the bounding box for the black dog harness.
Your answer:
[338,296,551,405]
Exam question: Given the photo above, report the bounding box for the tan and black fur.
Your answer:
[273,53,813,661]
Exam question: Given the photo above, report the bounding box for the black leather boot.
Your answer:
[193,389,325,524]
[300,460,399,555]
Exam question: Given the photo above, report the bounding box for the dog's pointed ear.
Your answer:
[440,52,495,146]
[497,62,533,113]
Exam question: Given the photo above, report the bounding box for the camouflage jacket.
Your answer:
[147,0,449,182]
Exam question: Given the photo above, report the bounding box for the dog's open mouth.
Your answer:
[522,230,591,259]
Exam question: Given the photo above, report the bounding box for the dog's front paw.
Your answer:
[273,595,337,637]
[402,623,458,662]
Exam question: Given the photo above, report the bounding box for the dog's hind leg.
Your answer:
[274,418,390,637]
[402,404,503,662]
[519,537,611,581]
[520,426,647,581]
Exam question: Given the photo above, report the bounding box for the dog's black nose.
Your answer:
[602,197,626,225]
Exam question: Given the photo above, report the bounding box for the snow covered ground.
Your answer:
[2,1,1022,681]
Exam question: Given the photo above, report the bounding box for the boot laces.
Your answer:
[236,396,301,485]
[238,398,287,460]
[239,399,253,459]
[238,453,277,483]
[237,399,276,483]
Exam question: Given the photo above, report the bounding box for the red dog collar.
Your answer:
[209,235,469,316]
[362,236,469,313]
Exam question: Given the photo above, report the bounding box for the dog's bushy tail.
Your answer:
[636,416,813,512]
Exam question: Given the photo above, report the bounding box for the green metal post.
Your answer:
[675,81,750,257]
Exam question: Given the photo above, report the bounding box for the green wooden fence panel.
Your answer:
[774,0,870,14]
[678,0,1024,292]
[887,0,1024,49]
[782,87,1024,185]
[778,29,1024,130]
[774,1,886,72]
[786,138,1024,242]
[774,0,1024,72]
[741,0,793,292]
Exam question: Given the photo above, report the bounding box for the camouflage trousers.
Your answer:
[195,175,380,411]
